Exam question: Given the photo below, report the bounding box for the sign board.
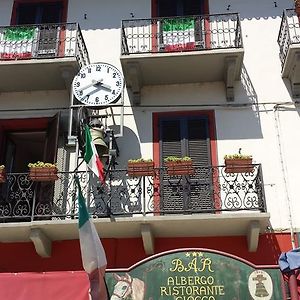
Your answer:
[106,249,284,299]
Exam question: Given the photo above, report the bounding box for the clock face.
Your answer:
[72,63,124,106]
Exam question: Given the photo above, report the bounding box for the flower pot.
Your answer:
[29,167,58,182]
[166,161,195,176]
[0,169,6,183]
[224,158,253,173]
[295,1,300,14]
[127,161,155,177]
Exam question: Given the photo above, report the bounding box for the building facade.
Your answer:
[0,0,299,298]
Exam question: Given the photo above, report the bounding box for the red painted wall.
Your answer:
[0,233,293,273]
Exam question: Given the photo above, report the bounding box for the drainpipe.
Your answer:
[273,104,295,248]
[273,104,298,299]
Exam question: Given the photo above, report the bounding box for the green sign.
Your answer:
[106,249,284,299]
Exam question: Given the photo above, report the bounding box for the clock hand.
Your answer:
[77,79,103,92]
[99,83,112,91]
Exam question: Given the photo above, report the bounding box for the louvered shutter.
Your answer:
[160,116,213,213]
[160,119,184,211]
[38,3,62,57]
[187,118,214,211]
[43,113,60,164]
[35,113,60,219]
[36,26,59,57]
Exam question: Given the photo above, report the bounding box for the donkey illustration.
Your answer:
[110,273,145,300]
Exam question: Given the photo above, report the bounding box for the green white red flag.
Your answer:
[162,18,195,51]
[0,26,35,59]
[76,177,108,300]
[84,125,105,183]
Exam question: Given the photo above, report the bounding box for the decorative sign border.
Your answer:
[106,248,284,300]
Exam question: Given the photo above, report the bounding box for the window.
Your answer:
[152,0,209,51]
[11,0,68,25]
[153,111,217,213]
[16,2,63,24]
[157,0,203,17]
[10,1,68,57]
[0,115,60,221]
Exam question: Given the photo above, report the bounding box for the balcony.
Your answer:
[0,164,269,256]
[0,23,89,92]
[278,9,300,97]
[120,13,244,104]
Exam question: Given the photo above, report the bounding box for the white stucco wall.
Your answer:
[0,1,14,26]
[1,0,300,235]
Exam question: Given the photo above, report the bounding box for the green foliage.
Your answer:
[164,156,192,162]
[224,154,252,160]
[224,148,252,160]
[28,161,56,168]
[128,158,153,163]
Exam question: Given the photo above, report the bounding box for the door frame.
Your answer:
[151,0,210,52]
[153,110,217,168]
[10,0,68,58]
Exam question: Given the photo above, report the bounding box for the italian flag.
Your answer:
[84,125,105,183]
[76,177,108,300]
[162,18,195,51]
[0,26,35,59]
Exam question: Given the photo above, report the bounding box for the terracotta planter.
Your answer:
[29,167,58,182]
[295,1,300,14]
[224,158,253,174]
[127,161,155,177]
[0,169,6,183]
[166,161,195,176]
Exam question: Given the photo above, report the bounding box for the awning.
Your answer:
[0,271,89,300]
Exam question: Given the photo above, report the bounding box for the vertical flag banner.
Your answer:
[84,125,105,183]
[76,177,108,300]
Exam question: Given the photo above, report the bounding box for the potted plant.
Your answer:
[127,158,155,177]
[0,165,6,183]
[28,161,58,182]
[224,151,253,174]
[164,156,195,176]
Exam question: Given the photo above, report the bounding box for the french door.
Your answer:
[15,2,64,57]
[155,0,207,51]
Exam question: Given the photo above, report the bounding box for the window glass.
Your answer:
[16,2,62,24]
[158,0,202,17]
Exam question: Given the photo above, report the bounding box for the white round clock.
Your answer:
[72,62,124,106]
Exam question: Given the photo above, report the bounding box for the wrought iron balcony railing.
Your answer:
[0,164,266,222]
[0,23,89,67]
[121,13,243,55]
[278,9,300,69]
